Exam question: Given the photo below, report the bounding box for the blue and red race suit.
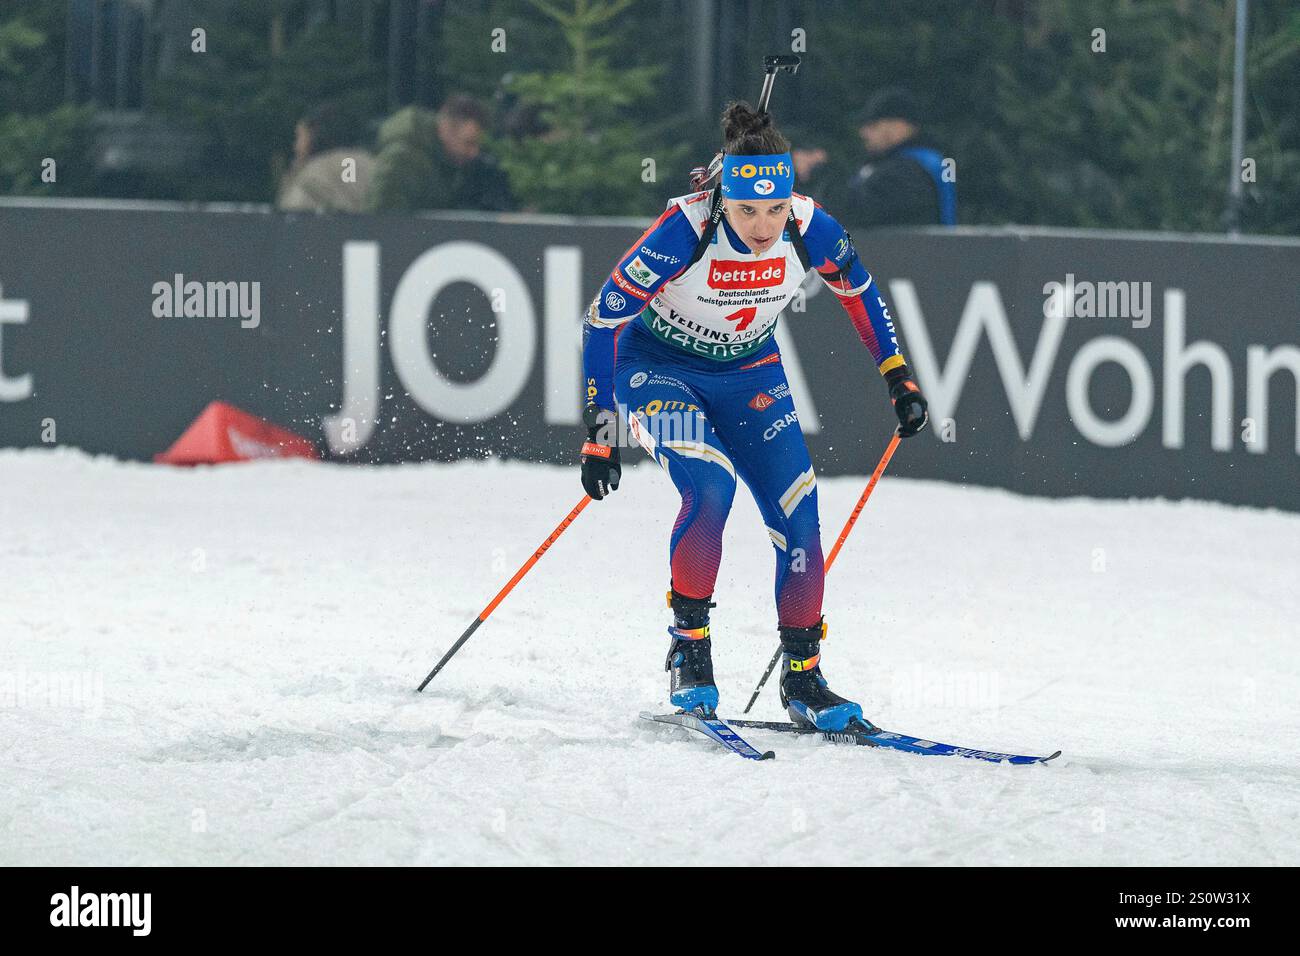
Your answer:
[582,189,911,627]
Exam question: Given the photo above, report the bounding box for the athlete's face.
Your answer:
[723,198,789,255]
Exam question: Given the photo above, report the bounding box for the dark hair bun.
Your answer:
[721,101,772,141]
[720,100,789,155]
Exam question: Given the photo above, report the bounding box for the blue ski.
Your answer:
[725,718,1059,765]
[639,711,776,761]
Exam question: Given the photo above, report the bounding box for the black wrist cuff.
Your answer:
[884,364,913,389]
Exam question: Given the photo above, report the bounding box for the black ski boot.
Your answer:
[778,619,864,731]
[665,589,718,715]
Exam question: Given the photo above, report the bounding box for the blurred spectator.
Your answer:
[796,87,956,227]
[277,102,375,213]
[365,94,515,213]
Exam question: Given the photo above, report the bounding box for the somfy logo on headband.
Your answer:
[721,153,794,199]
[727,161,790,179]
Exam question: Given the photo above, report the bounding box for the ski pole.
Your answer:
[741,429,902,713]
[824,430,902,573]
[416,494,592,692]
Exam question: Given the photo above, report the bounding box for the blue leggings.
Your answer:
[614,328,824,628]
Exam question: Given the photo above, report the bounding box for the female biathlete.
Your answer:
[579,103,929,731]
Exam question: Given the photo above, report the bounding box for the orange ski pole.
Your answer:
[416,495,592,692]
[824,431,902,573]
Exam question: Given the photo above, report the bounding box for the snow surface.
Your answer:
[2,448,1297,866]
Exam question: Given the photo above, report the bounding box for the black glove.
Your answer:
[580,406,621,500]
[886,366,929,437]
